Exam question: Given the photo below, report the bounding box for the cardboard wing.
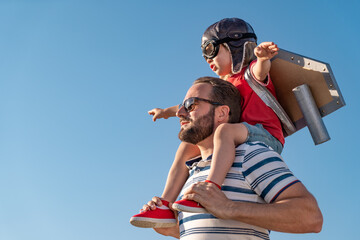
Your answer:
[270,49,345,133]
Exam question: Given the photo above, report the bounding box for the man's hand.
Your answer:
[141,196,180,239]
[182,182,233,219]
[183,181,323,233]
[154,226,180,239]
[254,42,279,61]
[141,196,163,212]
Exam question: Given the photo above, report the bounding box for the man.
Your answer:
[143,76,323,239]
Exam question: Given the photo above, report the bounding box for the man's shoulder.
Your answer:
[235,141,275,151]
[235,141,280,160]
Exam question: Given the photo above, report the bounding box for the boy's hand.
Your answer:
[148,105,178,122]
[254,42,279,61]
[148,108,167,122]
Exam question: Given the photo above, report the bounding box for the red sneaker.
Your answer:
[129,200,177,228]
[172,199,209,213]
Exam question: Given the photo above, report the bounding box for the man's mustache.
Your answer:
[179,116,191,122]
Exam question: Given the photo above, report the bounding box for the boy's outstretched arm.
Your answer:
[148,105,178,122]
[252,42,279,82]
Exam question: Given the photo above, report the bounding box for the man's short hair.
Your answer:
[194,77,241,123]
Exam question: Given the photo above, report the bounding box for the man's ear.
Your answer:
[215,105,231,122]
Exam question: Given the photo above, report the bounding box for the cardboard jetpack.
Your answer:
[266,49,345,145]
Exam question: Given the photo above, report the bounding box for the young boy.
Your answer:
[130,18,284,228]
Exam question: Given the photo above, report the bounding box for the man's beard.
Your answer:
[178,107,215,145]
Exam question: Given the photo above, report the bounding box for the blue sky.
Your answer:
[0,1,359,240]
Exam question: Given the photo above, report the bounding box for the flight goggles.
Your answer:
[201,32,257,59]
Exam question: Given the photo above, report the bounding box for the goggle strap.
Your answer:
[217,33,257,45]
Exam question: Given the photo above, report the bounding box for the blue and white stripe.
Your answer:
[179,141,299,240]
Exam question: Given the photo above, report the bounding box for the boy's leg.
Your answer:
[173,123,248,213]
[209,123,283,184]
[161,142,200,202]
[130,142,200,228]
[207,123,248,185]
[243,123,283,155]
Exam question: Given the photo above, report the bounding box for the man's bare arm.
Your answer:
[182,181,323,233]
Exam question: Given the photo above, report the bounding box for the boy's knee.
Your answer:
[215,123,249,141]
[215,123,234,137]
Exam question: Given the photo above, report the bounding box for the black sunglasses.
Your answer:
[179,97,224,113]
[201,32,257,59]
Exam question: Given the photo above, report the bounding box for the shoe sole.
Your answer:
[130,217,177,228]
[172,203,209,213]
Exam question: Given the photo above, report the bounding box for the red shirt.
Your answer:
[227,61,285,145]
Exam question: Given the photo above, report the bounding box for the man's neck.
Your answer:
[196,135,214,160]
